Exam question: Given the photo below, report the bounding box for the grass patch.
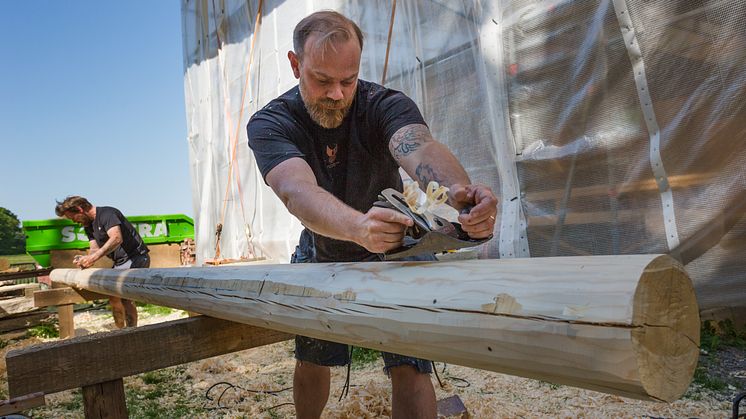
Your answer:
[136,303,174,316]
[701,319,746,352]
[351,347,380,369]
[715,319,746,349]
[141,370,170,385]
[27,389,83,417]
[688,319,746,396]
[127,367,203,418]
[60,390,83,411]
[693,365,727,392]
[27,319,59,338]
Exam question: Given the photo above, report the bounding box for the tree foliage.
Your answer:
[0,207,25,255]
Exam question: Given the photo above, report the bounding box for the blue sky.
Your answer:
[0,1,192,222]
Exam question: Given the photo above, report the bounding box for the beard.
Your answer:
[80,213,95,227]
[299,79,354,129]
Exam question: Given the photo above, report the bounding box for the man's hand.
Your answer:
[73,254,97,269]
[449,184,498,239]
[356,207,414,253]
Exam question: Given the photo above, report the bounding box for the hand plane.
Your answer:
[374,188,492,260]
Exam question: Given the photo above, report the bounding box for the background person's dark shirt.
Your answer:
[247,80,426,262]
[84,206,149,266]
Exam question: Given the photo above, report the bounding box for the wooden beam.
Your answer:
[524,173,713,202]
[0,331,28,341]
[49,255,700,402]
[0,392,45,416]
[0,283,41,298]
[0,268,53,282]
[82,379,127,419]
[0,297,38,319]
[0,311,51,333]
[33,287,106,308]
[57,304,75,339]
[6,316,291,398]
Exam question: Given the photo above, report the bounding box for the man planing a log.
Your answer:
[247,10,498,419]
[55,196,150,328]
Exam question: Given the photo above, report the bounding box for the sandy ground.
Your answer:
[0,308,737,418]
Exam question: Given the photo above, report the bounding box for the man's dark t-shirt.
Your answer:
[247,80,426,262]
[84,206,149,266]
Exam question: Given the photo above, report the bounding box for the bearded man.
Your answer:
[247,10,498,419]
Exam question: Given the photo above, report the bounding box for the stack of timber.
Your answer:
[51,254,700,402]
[0,281,48,340]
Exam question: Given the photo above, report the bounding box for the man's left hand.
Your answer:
[449,184,498,239]
[74,255,96,269]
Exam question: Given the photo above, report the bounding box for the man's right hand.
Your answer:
[356,207,414,253]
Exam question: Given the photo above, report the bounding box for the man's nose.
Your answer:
[327,84,344,101]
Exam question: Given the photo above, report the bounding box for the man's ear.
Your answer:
[288,51,301,79]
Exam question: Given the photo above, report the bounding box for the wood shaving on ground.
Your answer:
[1,310,733,418]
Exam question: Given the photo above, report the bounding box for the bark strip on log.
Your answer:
[50,254,700,402]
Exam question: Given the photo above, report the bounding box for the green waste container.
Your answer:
[23,214,194,267]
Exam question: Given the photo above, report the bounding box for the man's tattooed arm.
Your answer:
[389,124,431,160]
[389,123,471,198]
[414,163,443,191]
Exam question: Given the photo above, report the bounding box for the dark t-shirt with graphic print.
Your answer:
[84,206,149,266]
[247,79,427,262]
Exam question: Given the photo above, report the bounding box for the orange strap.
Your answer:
[213,0,264,261]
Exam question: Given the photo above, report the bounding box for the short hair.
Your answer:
[55,196,92,217]
[293,10,364,60]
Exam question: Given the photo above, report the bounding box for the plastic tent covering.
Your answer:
[181,0,745,320]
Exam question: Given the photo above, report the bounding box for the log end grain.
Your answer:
[632,255,700,402]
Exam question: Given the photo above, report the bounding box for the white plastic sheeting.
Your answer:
[181,0,746,318]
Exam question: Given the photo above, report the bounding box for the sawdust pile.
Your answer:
[1,309,733,418]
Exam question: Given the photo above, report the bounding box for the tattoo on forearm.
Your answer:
[390,124,430,159]
[393,141,420,156]
[415,163,442,189]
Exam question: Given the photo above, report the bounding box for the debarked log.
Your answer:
[51,254,699,402]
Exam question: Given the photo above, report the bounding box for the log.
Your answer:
[50,254,700,402]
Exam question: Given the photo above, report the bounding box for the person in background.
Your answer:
[55,195,150,328]
[247,10,498,418]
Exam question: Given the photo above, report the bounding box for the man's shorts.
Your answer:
[292,246,434,374]
[295,335,433,374]
[113,253,151,269]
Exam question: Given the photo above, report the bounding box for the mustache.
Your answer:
[318,99,347,109]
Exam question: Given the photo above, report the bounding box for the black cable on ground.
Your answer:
[432,361,445,388]
[433,362,471,388]
[203,381,292,410]
[339,346,354,402]
[262,402,294,413]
